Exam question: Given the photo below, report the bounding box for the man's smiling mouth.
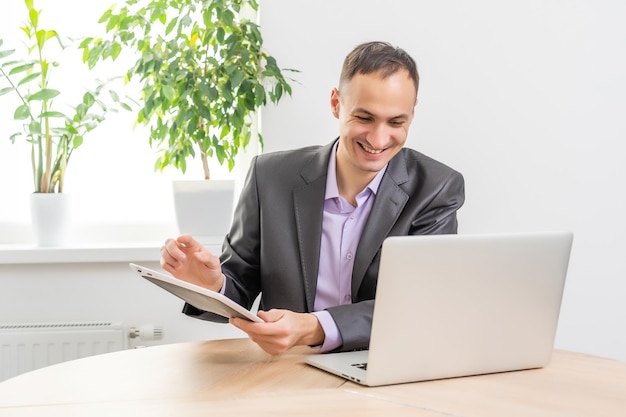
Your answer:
[359,143,385,154]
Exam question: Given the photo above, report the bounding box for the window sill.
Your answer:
[0,238,223,265]
[0,243,161,265]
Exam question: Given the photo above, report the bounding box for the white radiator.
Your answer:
[0,322,129,382]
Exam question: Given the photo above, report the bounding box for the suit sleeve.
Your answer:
[410,169,465,235]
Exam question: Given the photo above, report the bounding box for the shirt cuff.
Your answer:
[311,310,343,352]
[218,274,226,294]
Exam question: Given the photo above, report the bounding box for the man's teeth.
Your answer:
[361,144,383,154]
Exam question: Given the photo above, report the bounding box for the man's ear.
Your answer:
[330,88,340,119]
[409,98,417,120]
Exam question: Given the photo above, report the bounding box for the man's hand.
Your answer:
[160,234,224,292]
[230,309,325,355]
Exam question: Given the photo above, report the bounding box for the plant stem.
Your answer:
[201,151,211,180]
[37,54,53,193]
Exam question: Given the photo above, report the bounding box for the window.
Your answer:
[0,1,253,244]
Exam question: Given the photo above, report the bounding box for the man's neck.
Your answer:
[335,162,377,206]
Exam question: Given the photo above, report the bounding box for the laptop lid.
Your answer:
[305,232,573,386]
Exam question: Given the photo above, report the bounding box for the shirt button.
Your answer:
[344,294,351,302]
[346,252,353,260]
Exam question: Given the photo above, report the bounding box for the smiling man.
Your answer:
[160,41,465,355]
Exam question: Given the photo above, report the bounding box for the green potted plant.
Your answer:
[0,0,132,246]
[80,0,296,239]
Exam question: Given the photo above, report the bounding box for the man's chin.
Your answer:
[355,159,388,174]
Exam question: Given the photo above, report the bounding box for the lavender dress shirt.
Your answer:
[312,144,386,352]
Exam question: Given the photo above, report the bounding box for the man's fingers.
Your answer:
[176,234,197,248]
[160,236,199,274]
[159,240,178,268]
[231,317,260,330]
[229,317,290,356]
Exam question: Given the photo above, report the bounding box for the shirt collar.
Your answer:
[325,141,388,201]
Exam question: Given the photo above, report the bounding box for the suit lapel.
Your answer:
[352,153,410,295]
[293,142,334,311]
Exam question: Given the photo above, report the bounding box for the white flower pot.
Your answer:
[30,193,71,247]
[172,180,235,242]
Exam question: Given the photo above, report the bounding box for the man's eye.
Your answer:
[355,116,371,122]
[389,120,404,126]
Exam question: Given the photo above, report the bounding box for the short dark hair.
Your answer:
[339,41,419,96]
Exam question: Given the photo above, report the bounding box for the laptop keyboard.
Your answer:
[351,362,368,371]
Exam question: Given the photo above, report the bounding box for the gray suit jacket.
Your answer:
[183,139,465,351]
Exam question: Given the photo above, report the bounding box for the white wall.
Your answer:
[258,0,626,361]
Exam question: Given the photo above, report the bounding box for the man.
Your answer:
[160,41,465,355]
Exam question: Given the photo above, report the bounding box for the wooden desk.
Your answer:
[0,338,625,416]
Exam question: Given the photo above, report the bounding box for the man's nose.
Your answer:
[367,123,390,148]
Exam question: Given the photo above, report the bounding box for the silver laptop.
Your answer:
[305,232,573,386]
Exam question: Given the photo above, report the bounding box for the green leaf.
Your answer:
[230,69,244,89]
[28,120,41,135]
[29,7,39,30]
[215,144,226,163]
[38,111,66,118]
[222,9,235,27]
[109,90,120,102]
[46,30,60,43]
[9,132,22,143]
[181,15,192,28]
[274,82,283,102]
[110,42,122,60]
[75,103,88,118]
[0,48,15,59]
[18,72,41,86]
[165,16,178,35]
[208,86,218,101]
[73,135,84,148]
[197,81,211,97]
[221,82,233,102]
[254,85,266,106]
[198,104,211,120]
[0,86,14,96]
[14,104,31,120]
[35,29,47,51]
[28,88,61,101]
[162,85,175,102]
[220,124,231,140]
[78,37,93,48]
[83,92,95,106]
[8,63,35,75]
[157,10,166,25]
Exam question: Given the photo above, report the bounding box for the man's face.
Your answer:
[331,70,417,179]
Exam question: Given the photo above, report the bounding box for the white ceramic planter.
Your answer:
[172,180,235,242]
[30,193,71,247]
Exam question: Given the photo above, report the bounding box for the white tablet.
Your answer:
[129,263,263,323]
